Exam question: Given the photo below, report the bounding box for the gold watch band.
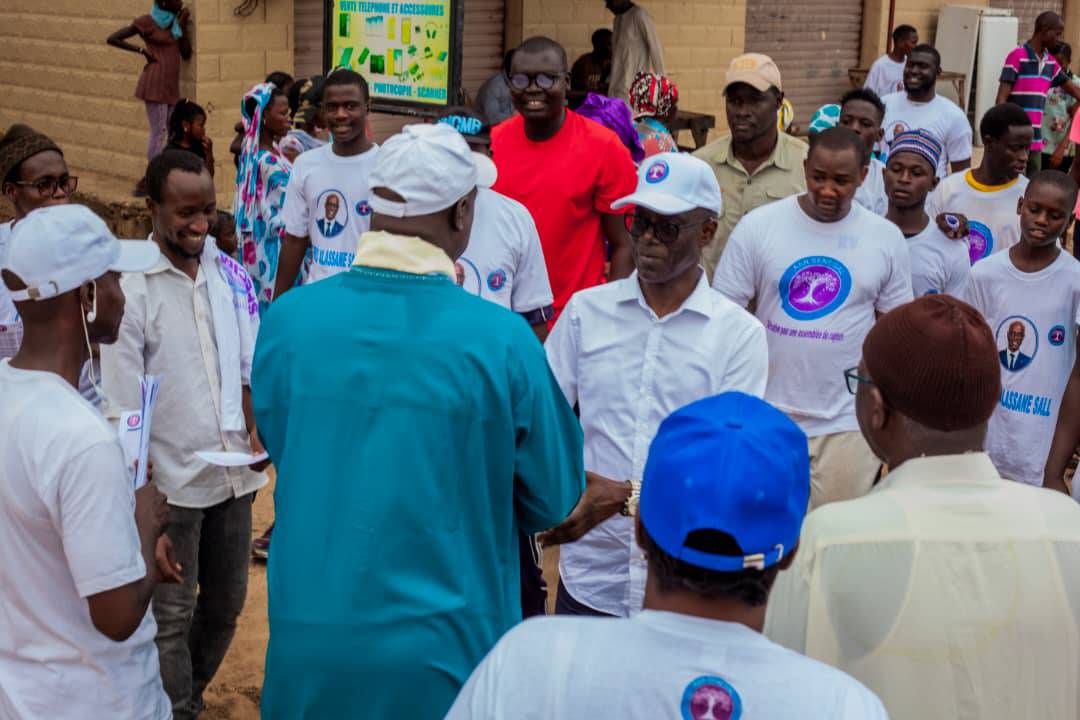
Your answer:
[621,480,642,517]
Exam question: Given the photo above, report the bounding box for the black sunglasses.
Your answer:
[624,211,713,245]
[12,175,78,198]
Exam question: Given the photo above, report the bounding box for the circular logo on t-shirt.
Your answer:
[1049,324,1067,346]
[645,160,670,184]
[455,256,482,295]
[315,189,348,239]
[891,120,910,138]
[779,256,852,321]
[996,315,1039,373]
[923,288,940,296]
[126,414,142,429]
[486,268,507,291]
[681,676,743,720]
[966,220,994,265]
[356,200,372,217]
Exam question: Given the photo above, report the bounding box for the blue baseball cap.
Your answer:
[640,392,810,572]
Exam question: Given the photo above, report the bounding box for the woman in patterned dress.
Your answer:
[234,82,295,315]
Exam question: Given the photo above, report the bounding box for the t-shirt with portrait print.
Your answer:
[713,196,913,437]
[282,143,379,284]
[881,92,973,178]
[965,249,1080,486]
[926,171,1028,266]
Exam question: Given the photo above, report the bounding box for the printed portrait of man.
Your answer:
[1000,320,1033,372]
[317,192,345,239]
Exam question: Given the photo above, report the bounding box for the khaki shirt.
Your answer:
[694,132,808,279]
[765,453,1080,720]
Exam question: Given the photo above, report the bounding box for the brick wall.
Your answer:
[192,0,296,201]
[0,0,293,206]
[0,0,189,199]
[522,0,746,142]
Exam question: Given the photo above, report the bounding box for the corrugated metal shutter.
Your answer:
[989,0,1065,42]
[745,0,863,130]
[292,0,504,141]
[294,0,325,78]
[461,0,505,102]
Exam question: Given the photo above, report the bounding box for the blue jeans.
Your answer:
[153,493,253,720]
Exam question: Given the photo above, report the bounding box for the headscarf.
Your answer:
[0,125,62,182]
[808,104,841,134]
[629,72,679,120]
[149,2,183,39]
[576,93,646,164]
[234,83,291,235]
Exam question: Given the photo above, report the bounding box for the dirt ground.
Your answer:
[201,473,561,719]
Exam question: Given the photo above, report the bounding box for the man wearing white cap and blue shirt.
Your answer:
[542,152,768,618]
[446,392,888,719]
[251,122,585,720]
[0,205,179,719]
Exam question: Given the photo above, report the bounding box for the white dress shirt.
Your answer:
[765,452,1080,720]
[99,239,267,508]
[545,270,768,616]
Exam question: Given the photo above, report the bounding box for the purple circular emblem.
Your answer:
[356,200,372,217]
[681,676,742,720]
[967,220,993,265]
[486,268,507,291]
[645,160,669,184]
[1050,325,1067,347]
[778,256,851,320]
[127,414,141,428]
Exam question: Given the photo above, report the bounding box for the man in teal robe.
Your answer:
[252,123,585,718]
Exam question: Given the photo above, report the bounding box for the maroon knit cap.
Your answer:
[863,295,1001,431]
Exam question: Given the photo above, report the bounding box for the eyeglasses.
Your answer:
[12,175,78,198]
[844,367,874,395]
[509,72,562,91]
[624,212,713,245]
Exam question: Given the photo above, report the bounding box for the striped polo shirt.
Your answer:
[1000,44,1070,152]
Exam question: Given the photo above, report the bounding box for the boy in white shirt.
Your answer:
[966,171,1080,490]
[542,153,768,618]
[884,129,971,296]
[864,24,918,98]
[0,205,177,720]
[838,88,888,216]
[714,127,913,508]
[928,103,1033,265]
[882,44,972,178]
[275,68,379,299]
[446,393,888,720]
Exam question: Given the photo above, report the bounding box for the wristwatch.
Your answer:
[620,480,641,517]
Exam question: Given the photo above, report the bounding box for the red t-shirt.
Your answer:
[492,111,637,317]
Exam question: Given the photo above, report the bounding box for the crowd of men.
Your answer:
[7,6,1080,720]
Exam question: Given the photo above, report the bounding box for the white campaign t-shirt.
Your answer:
[714,196,913,436]
[282,143,379,283]
[446,611,888,720]
[865,54,906,99]
[855,157,888,216]
[965,250,1080,486]
[882,92,973,177]
[927,171,1028,266]
[0,361,169,720]
[905,220,971,296]
[456,188,553,315]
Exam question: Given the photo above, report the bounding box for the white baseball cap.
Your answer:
[612,153,723,216]
[3,204,160,302]
[368,123,497,218]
